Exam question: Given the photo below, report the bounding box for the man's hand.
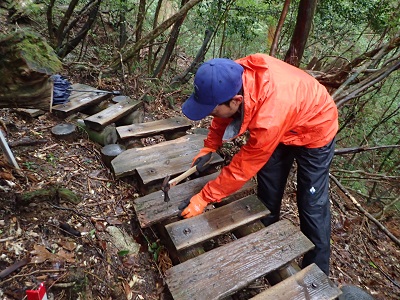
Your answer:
[192,147,215,167]
[180,193,208,218]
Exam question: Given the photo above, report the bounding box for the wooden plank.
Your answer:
[15,108,45,118]
[117,117,192,139]
[231,220,304,287]
[111,134,207,178]
[136,151,223,185]
[165,195,270,251]
[250,264,342,300]
[134,172,256,228]
[165,219,314,300]
[84,99,142,131]
[52,83,111,117]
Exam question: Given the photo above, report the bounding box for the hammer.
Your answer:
[161,152,213,202]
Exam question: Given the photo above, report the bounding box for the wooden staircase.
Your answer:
[52,85,342,300]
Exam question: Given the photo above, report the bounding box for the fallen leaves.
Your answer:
[30,244,75,264]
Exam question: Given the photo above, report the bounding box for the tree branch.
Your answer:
[334,145,400,155]
[330,174,400,247]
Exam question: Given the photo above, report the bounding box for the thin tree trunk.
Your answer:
[46,0,56,44]
[153,0,189,78]
[108,0,203,72]
[57,0,101,58]
[218,15,227,57]
[54,0,79,49]
[148,0,164,73]
[136,0,146,45]
[284,0,317,66]
[171,29,213,85]
[119,0,127,49]
[269,0,291,57]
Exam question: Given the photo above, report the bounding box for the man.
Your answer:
[179,53,338,275]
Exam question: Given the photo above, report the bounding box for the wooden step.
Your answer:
[134,172,256,228]
[52,83,111,117]
[165,195,270,251]
[116,117,191,139]
[111,134,223,180]
[165,219,314,300]
[84,98,142,131]
[250,264,342,300]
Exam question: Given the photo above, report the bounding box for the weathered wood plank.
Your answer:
[134,172,256,228]
[117,117,192,139]
[231,220,304,287]
[15,108,45,118]
[84,99,142,131]
[52,84,111,117]
[136,152,223,185]
[166,195,270,251]
[250,264,342,300]
[111,134,207,178]
[165,219,314,300]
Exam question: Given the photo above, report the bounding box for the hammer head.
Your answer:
[161,175,171,202]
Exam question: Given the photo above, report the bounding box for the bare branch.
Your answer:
[330,174,400,247]
[334,145,400,155]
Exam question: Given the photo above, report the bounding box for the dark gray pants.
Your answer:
[257,139,335,275]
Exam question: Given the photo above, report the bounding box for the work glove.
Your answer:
[180,193,208,219]
[192,147,215,175]
[191,147,216,167]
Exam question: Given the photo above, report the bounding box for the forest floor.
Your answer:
[0,83,399,300]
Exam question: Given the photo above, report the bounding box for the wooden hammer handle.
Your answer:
[168,165,198,187]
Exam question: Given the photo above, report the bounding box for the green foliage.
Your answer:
[118,249,130,257]
[148,241,163,262]
[23,161,37,170]
[183,0,282,59]
[307,0,399,64]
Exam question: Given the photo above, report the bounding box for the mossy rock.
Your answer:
[0,30,62,110]
[0,30,62,77]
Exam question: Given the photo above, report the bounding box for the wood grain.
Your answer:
[52,84,111,117]
[134,172,256,228]
[112,134,211,178]
[166,195,270,250]
[84,99,142,131]
[165,219,314,300]
[117,117,191,139]
[250,264,342,300]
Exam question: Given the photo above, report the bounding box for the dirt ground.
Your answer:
[0,101,399,300]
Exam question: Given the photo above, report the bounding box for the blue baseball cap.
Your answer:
[182,58,244,121]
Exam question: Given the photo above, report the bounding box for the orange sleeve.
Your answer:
[200,125,282,203]
[203,117,232,150]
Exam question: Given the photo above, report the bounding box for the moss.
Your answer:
[0,30,62,75]
[16,186,81,205]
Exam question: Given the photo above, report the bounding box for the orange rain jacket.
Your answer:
[199,53,338,203]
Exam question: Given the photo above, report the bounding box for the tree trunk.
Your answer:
[0,31,62,110]
[57,0,101,58]
[148,0,164,73]
[153,0,189,78]
[269,0,291,57]
[135,0,146,57]
[119,0,128,49]
[284,0,317,66]
[171,29,213,85]
[108,0,203,72]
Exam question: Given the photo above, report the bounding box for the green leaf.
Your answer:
[118,250,130,257]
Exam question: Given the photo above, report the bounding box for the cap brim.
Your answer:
[182,94,217,121]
